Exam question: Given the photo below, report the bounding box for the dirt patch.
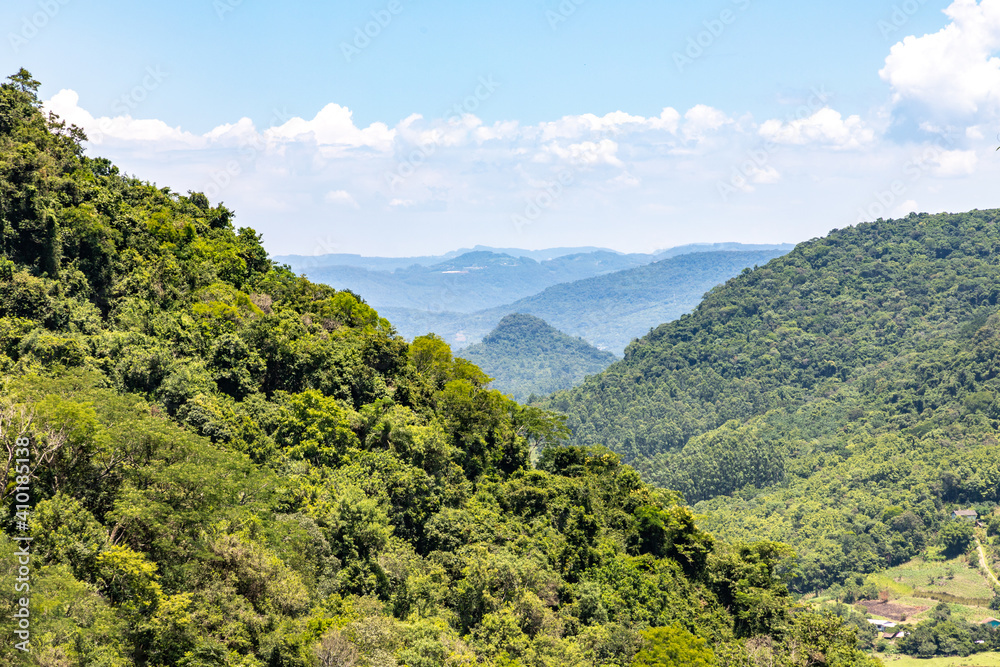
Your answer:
[858,599,928,621]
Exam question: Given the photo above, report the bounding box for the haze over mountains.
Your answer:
[279,243,793,354]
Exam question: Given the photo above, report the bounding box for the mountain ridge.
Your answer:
[274,242,794,273]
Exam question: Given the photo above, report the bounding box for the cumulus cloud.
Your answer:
[678,105,735,146]
[758,108,876,150]
[44,90,395,154]
[537,108,681,141]
[266,103,395,152]
[880,0,1000,119]
[46,89,204,148]
[929,149,979,176]
[541,139,623,167]
[40,21,1000,260]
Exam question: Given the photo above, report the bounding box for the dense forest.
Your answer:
[458,314,617,402]
[0,70,880,666]
[544,206,1000,597]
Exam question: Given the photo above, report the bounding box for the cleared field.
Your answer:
[886,596,996,624]
[879,557,995,609]
[877,652,1000,666]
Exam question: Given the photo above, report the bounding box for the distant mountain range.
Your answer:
[273,245,622,271]
[458,314,618,401]
[275,250,654,313]
[274,242,791,273]
[278,243,794,354]
[381,249,790,354]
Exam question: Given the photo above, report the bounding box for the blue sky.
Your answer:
[4,0,999,255]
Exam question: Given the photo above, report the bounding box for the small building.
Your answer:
[952,509,978,522]
[867,619,897,631]
[981,617,1000,629]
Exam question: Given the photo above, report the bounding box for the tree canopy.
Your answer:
[0,70,880,667]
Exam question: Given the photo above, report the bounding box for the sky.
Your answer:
[3,0,1000,256]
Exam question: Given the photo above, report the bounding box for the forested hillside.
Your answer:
[458,314,617,401]
[0,70,879,666]
[545,208,1000,594]
[383,249,789,354]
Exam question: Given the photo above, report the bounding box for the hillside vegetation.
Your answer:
[545,207,1000,600]
[458,314,617,401]
[0,70,879,666]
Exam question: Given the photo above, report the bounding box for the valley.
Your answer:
[4,67,1000,666]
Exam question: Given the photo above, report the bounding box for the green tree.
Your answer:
[631,624,715,667]
[939,520,974,558]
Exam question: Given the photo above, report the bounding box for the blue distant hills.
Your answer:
[277,243,793,355]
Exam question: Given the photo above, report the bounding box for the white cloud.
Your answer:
[537,108,681,141]
[966,125,986,139]
[681,105,733,142]
[758,108,876,150]
[325,190,360,208]
[541,139,623,167]
[930,149,978,176]
[880,0,1000,119]
[40,35,1000,260]
[474,120,521,143]
[44,90,395,155]
[46,89,204,148]
[267,103,395,152]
